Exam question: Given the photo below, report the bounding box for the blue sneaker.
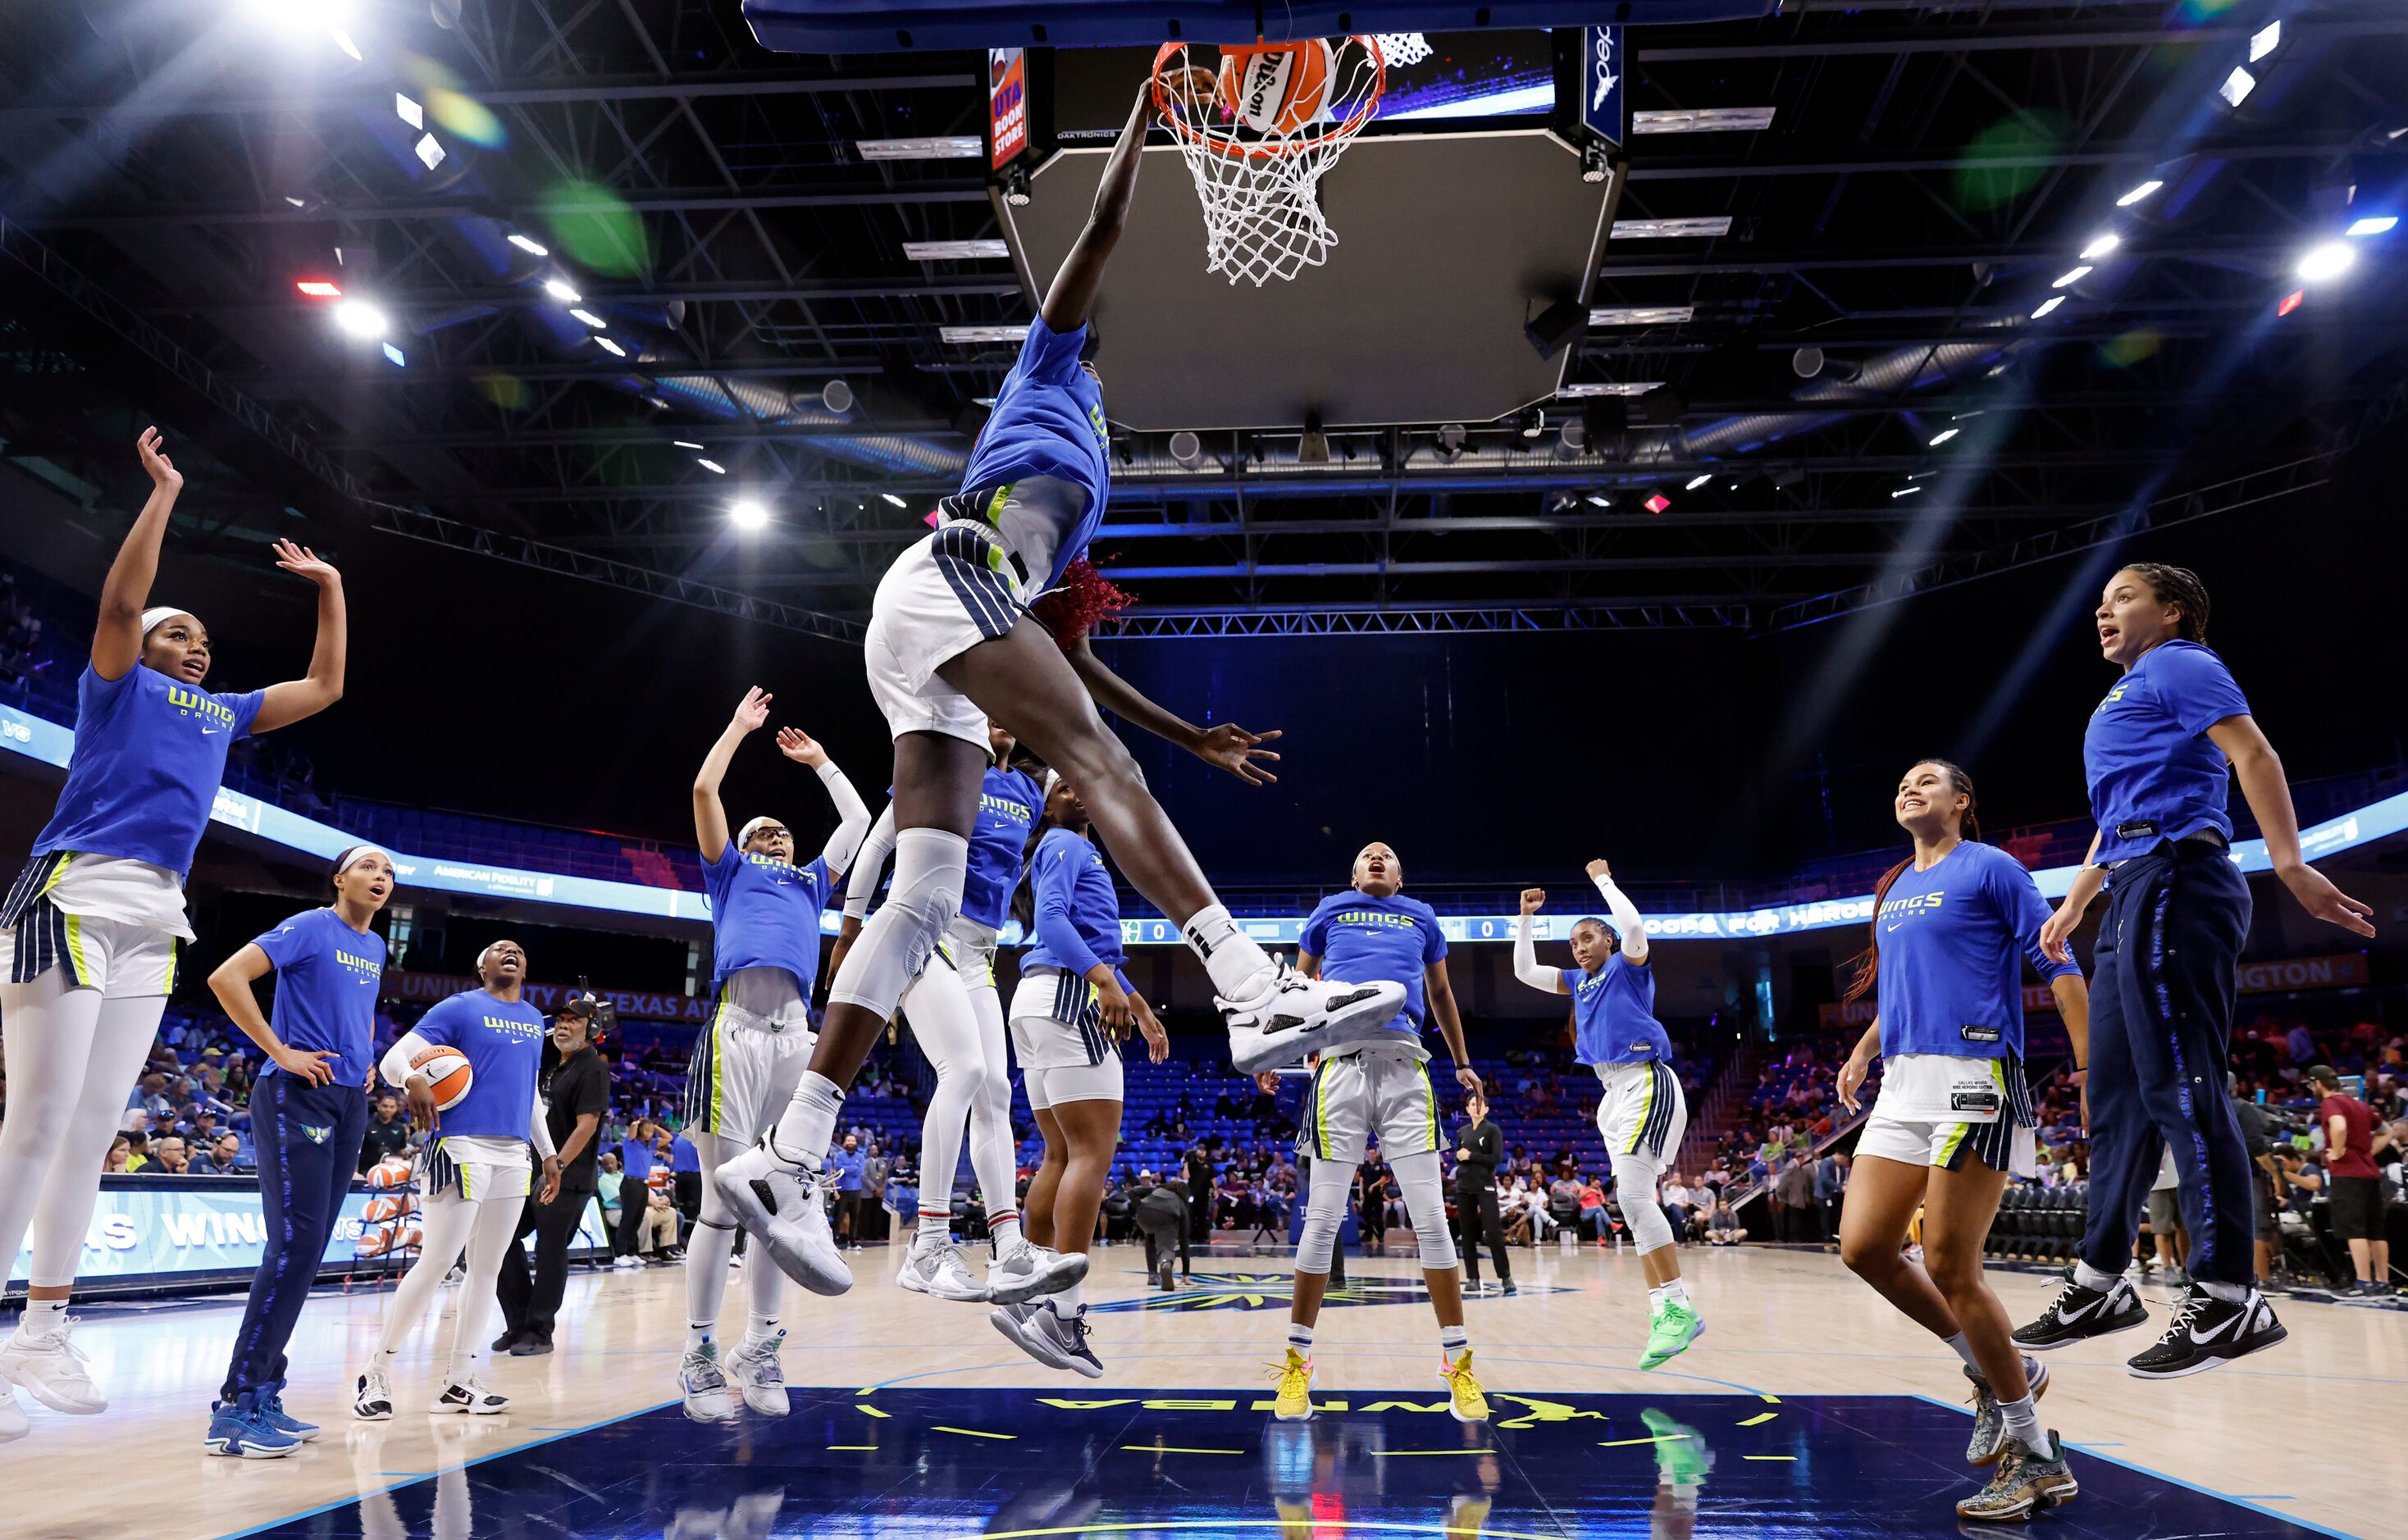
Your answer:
[205,1394,301,1459]
[259,1392,321,1442]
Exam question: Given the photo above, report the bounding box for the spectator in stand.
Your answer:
[826,1133,866,1249]
[1577,1175,1610,1243]
[358,1094,412,1173]
[103,1137,131,1174]
[2310,1066,2392,1296]
[669,1125,702,1237]
[145,1135,191,1175]
[1704,1195,1744,1246]
[191,1133,246,1177]
[2228,1073,2282,1286]
[2141,1150,2187,1284]
[596,1152,630,1264]
[1817,1152,1849,1240]
[1662,1173,1703,1242]
[615,1119,659,1264]
[1772,1153,1820,1243]
[639,1182,681,1260]
[2285,1020,2317,1068]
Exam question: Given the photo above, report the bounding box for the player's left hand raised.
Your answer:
[1193,723,1282,786]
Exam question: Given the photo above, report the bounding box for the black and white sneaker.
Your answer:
[430,1378,510,1415]
[1222,966,1407,1073]
[351,1369,394,1423]
[2012,1271,2150,1350]
[2125,1285,2286,1379]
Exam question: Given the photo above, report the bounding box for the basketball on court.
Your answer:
[1219,40,1334,135]
[0,1,2400,1536]
[408,1046,474,1111]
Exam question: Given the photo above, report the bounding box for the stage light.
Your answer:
[730,499,769,531]
[2217,67,2255,109]
[507,233,549,256]
[882,493,907,508]
[1643,493,1671,514]
[2031,294,2066,318]
[331,298,386,338]
[2296,240,2356,283]
[673,440,704,449]
[2277,289,2305,317]
[2116,180,2163,207]
[2080,232,2121,260]
[568,308,605,328]
[697,458,727,474]
[413,133,445,171]
[1928,428,1959,446]
[2053,265,2092,288]
[395,93,422,130]
[542,278,580,303]
[594,336,627,358]
[1684,474,1711,490]
[1891,485,1925,499]
[2346,216,2398,237]
[294,279,341,298]
[2249,21,2281,62]
[381,342,405,367]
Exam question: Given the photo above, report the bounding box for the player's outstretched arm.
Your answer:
[1065,636,1281,786]
[1041,88,1149,333]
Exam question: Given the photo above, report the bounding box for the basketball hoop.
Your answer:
[1149,36,1386,286]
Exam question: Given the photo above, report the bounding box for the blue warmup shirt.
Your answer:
[251,908,385,1091]
[704,842,835,995]
[965,765,1043,930]
[1873,841,2080,1059]
[957,317,1110,590]
[1567,953,1673,1067]
[1300,891,1444,1036]
[672,1134,700,1174]
[28,663,266,874]
[1022,827,1124,981]
[2084,640,2251,864]
[618,1136,654,1182]
[409,989,545,1141]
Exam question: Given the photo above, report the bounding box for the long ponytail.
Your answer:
[1841,759,1980,1004]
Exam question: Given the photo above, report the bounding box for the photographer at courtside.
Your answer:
[494,993,614,1355]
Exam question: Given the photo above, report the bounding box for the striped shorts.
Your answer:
[417,1137,533,1203]
[1859,1054,2038,1178]
[862,490,1049,749]
[1295,1043,1439,1166]
[1006,965,1118,1071]
[1594,1058,1688,1173]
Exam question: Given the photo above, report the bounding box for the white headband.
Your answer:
[331,845,391,877]
[140,606,197,636]
[475,941,519,973]
[737,817,786,847]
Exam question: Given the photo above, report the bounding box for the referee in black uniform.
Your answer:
[1453,1091,1513,1293]
[495,996,612,1355]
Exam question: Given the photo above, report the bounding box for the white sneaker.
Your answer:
[989,1301,1071,1372]
[0,1323,105,1415]
[613,1255,641,1269]
[1021,1304,1105,1378]
[726,1331,791,1416]
[431,1378,509,1415]
[353,1367,394,1421]
[1221,968,1408,1073]
[712,1139,852,1296]
[680,1344,737,1423]
[899,1237,991,1302]
[0,1378,26,1442]
[985,1243,1088,1305]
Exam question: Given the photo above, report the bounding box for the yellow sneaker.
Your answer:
[1271,1347,1316,1422]
[1438,1349,1489,1424]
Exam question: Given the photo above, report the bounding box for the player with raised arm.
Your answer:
[678,688,869,1420]
[1267,842,1487,1425]
[719,90,1402,1296]
[0,427,347,1440]
[1512,861,1703,1370]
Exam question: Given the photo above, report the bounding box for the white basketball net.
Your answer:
[1151,38,1387,287]
[1373,31,1432,66]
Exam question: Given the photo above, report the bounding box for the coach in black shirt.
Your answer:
[1453,1091,1513,1292]
[358,1092,412,1172]
[495,997,612,1355]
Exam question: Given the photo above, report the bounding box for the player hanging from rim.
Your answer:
[678,688,870,1422]
[1512,860,1703,1370]
[720,89,1402,1296]
[988,772,1168,1375]
[834,721,1066,1305]
[1832,759,2091,1522]
[2014,564,2371,1378]
[355,941,561,1420]
[203,845,395,1458]
[1268,841,1488,1425]
[0,427,347,1442]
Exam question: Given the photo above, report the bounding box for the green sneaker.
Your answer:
[1639,1407,1713,1491]
[1639,1297,1706,1371]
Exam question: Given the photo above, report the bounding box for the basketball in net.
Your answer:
[1151,35,1386,286]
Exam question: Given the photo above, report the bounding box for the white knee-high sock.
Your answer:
[0,973,107,1292]
[445,1193,522,1383]
[744,1240,785,1345]
[965,976,1022,1253]
[380,1190,478,1361]
[902,961,982,1243]
[26,994,166,1287]
[1179,904,1276,1000]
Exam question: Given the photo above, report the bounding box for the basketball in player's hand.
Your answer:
[1218,40,1335,134]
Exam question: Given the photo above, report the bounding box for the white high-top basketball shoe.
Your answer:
[1222,965,1407,1073]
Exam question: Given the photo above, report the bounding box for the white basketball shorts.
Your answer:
[1594,1058,1688,1173]
[1858,1054,2037,1178]
[1296,1042,1439,1166]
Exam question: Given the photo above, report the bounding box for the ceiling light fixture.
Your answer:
[730,499,769,531]
[2217,66,2255,109]
[901,239,1012,260]
[1891,485,1925,499]
[882,493,907,508]
[2053,265,2092,288]
[413,133,445,171]
[294,279,341,298]
[2277,289,2305,317]
[395,93,423,129]
[2116,180,2164,207]
[1684,473,1711,490]
[381,342,405,367]
[543,278,580,303]
[2248,20,2281,62]
[568,308,605,328]
[507,233,549,256]
[1928,427,1959,446]
[1643,494,1671,514]
[696,458,727,474]
[673,440,704,449]
[2080,232,2121,260]
[594,336,627,358]
[2346,215,2398,237]
[2030,294,2067,318]
[331,298,387,338]
[2296,240,2356,283]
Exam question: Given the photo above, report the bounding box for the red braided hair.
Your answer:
[1029,557,1134,648]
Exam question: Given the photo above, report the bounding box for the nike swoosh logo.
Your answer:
[2059,1295,2105,1321]
[201,727,223,736]
[2189,1313,2246,1345]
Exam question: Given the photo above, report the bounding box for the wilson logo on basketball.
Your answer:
[1238,52,1295,130]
